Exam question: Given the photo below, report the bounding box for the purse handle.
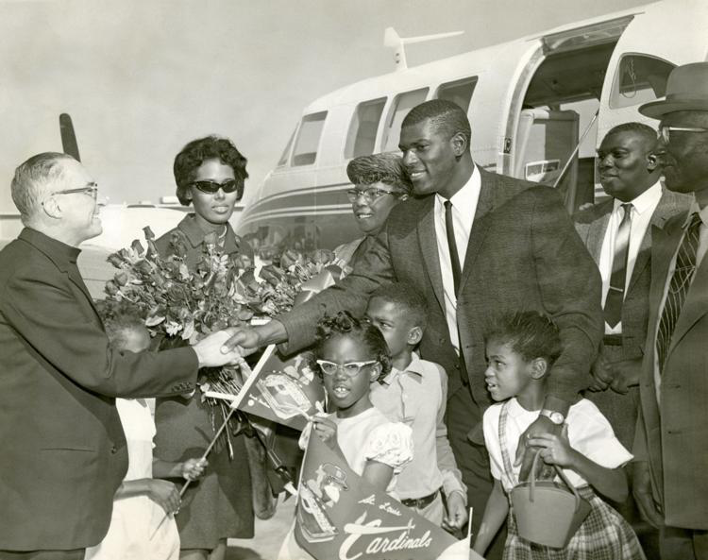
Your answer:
[528,448,583,511]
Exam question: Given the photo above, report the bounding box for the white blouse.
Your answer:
[483,397,633,492]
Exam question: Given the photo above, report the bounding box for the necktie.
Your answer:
[604,203,633,328]
[444,200,462,295]
[656,212,702,373]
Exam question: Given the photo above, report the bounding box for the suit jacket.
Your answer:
[280,168,603,410]
[574,189,690,359]
[0,228,199,551]
[634,209,708,530]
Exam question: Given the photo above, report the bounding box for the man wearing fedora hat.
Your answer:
[634,61,708,560]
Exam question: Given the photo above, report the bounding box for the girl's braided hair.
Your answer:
[309,310,392,380]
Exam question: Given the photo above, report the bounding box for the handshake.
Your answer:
[191,320,289,368]
[191,328,250,369]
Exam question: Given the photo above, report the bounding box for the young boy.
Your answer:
[365,282,468,530]
[85,301,207,560]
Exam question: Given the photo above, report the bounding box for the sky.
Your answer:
[0,0,651,212]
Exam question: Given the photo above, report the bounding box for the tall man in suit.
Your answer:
[224,100,603,552]
[632,62,708,560]
[0,153,242,559]
[574,123,689,449]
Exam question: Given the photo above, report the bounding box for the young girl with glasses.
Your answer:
[278,310,413,560]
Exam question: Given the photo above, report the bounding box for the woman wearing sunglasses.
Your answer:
[153,136,257,560]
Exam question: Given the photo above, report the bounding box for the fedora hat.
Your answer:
[639,62,708,119]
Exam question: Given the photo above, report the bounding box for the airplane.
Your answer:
[235,0,708,253]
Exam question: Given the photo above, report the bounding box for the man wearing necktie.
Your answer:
[574,123,689,558]
[574,123,689,449]
[224,100,603,556]
[633,62,708,560]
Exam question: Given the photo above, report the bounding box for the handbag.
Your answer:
[498,402,592,548]
[510,447,592,548]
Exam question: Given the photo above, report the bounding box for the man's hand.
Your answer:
[220,320,288,356]
[609,357,642,395]
[516,415,561,481]
[588,354,613,392]
[442,491,468,532]
[633,461,663,529]
[192,329,244,368]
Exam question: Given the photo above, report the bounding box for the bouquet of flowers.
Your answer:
[103,227,343,405]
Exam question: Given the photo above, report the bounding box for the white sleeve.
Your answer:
[482,406,504,482]
[364,422,414,473]
[567,399,633,469]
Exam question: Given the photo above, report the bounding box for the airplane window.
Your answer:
[381,88,429,153]
[277,126,297,167]
[610,54,675,110]
[292,111,327,167]
[437,77,478,113]
[344,97,386,159]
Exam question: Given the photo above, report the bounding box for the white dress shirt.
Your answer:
[653,198,707,401]
[433,165,481,354]
[599,181,663,335]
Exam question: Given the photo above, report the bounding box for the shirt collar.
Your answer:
[178,214,239,252]
[435,164,480,210]
[380,352,425,385]
[19,227,81,271]
[506,397,540,419]
[612,181,663,216]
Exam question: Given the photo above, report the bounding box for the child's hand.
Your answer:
[311,416,338,450]
[527,425,578,469]
[146,479,181,515]
[181,458,208,481]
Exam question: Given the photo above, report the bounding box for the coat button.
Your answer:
[111,445,118,454]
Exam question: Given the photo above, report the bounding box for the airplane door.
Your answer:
[596,1,708,197]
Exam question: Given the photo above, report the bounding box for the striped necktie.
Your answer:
[604,203,633,328]
[656,212,703,373]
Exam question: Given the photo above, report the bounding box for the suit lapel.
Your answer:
[628,192,679,292]
[647,219,685,365]
[416,198,445,311]
[458,171,496,293]
[666,235,708,361]
[585,201,612,264]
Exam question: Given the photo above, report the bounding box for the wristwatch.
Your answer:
[540,409,565,425]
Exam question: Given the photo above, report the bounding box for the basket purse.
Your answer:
[499,401,592,548]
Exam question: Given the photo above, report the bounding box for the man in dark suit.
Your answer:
[632,62,708,560]
[225,100,603,552]
[0,153,242,559]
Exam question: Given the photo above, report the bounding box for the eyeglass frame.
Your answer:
[190,179,244,201]
[346,186,406,204]
[53,183,99,199]
[315,359,379,377]
[42,183,99,206]
[658,125,708,144]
